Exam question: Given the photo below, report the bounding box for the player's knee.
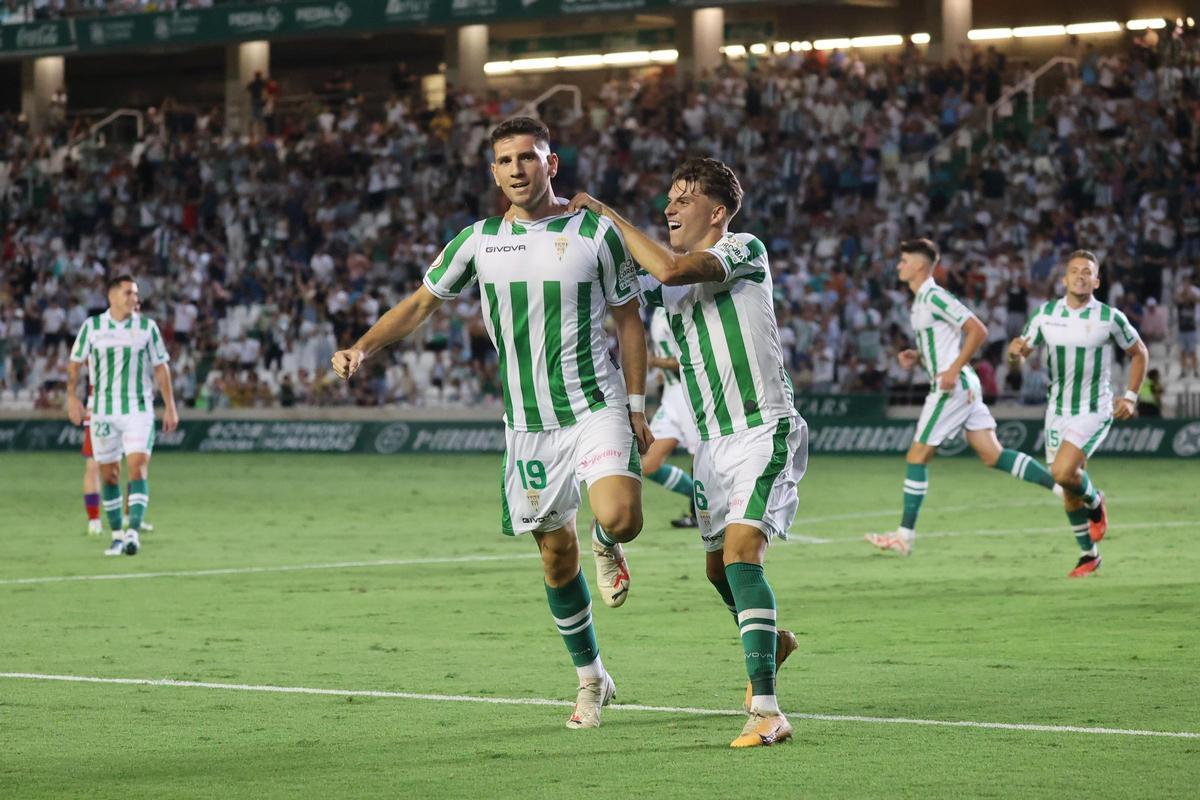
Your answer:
[1051,462,1077,486]
[598,503,642,543]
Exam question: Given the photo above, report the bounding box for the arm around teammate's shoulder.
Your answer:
[567,192,723,286]
[332,285,444,379]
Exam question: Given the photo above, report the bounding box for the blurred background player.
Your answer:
[571,156,806,748]
[81,410,101,536]
[1008,250,1148,577]
[643,306,700,528]
[332,117,650,730]
[866,239,1059,557]
[67,275,179,556]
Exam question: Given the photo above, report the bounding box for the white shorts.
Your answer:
[693,416,808,553]
[649,383,700,454]
[914,387,995,447]
[90,412,156,464]
[1044,411,1113,463]
[501,406,641,535]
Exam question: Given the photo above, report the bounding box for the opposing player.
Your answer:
[81,415,102,535]
[67,275,179,556]
[1008,250,1148,577]
[569,157,805,748]
[865,239,1058,556]
[643,307,700,528]
[332,117,651,730]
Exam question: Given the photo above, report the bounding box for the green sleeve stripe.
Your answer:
[72,322,90,359]
[483,283,515,426]
[547,217,571,233]
[643,285,664,307]
[509,281,542,431]
[579,209,600,240]
[510,222,526,235]
[744,417,790,519]
[744,236,766,260]
[929,294,950,312]
[427,226,475,286]
[670,312,710,441]
[541,281,576,427]
[574,281,606,412]
[714,291,763,427]
[140,318,149,330]
[601,226,632,300]
[447,257,477,295]
[1100,305,1112,322]
[481,217,502,236]
[692,302,734,436]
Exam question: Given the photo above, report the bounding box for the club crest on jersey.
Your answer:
[555,235,569,260]
[527,489,541,511]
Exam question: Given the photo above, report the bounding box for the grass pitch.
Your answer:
[1,452,1198,798]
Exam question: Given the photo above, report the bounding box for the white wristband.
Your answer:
[1123,390,1138,404]
[628,394,646,414]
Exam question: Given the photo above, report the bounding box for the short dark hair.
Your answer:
[107,274,135,291]
[670,157,743,218]
[899,238,939,264]
[1067,249,1100,267]
[490,116,550,149]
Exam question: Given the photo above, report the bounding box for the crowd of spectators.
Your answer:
[2,0,225,26]
[3,25,1200,412]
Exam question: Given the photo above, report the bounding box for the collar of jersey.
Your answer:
[1060,296,1098,315]
[101,310,135,328]
[510,210,576,228]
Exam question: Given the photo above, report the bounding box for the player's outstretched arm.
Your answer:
[1114,339,1149,420]
[611,300,654,454]
[332,285,444,379]
[154,364,179,433]
[567,193,724,286]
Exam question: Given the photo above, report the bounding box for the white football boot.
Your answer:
[566,672,616,729]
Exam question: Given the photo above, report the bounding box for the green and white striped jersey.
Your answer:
[641,232,796,441]
[423,209,639,432]
[1020,297,1141,415]
[649,307,680,387]
[69,311,170,416]
[909,277,980,393]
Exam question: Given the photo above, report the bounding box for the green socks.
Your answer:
[1077,471,1102,509]
[1068,507,1094,553]
[126,479,149,531]
[592,520,617,548]
[546,570,601,673]
[994,449,1056,490]
[901,463,928,531]
[725,562,777,698]
[100,483,123,532]
[647,464,695,498]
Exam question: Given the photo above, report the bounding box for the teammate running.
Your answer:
[643,307,700,528]
[865,239,1059,556]
[1008,250,1148,577]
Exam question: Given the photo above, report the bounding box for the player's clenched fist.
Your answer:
[1006,337,1030,366]
[896,348,919,369]
[331,348,366,379]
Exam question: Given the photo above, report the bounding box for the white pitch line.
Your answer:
[0,553,540,587]
[2,672,1196,740]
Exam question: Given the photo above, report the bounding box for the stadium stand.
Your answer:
[3,27,1200,413]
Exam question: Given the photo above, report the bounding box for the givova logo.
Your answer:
[485,245,526,253]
